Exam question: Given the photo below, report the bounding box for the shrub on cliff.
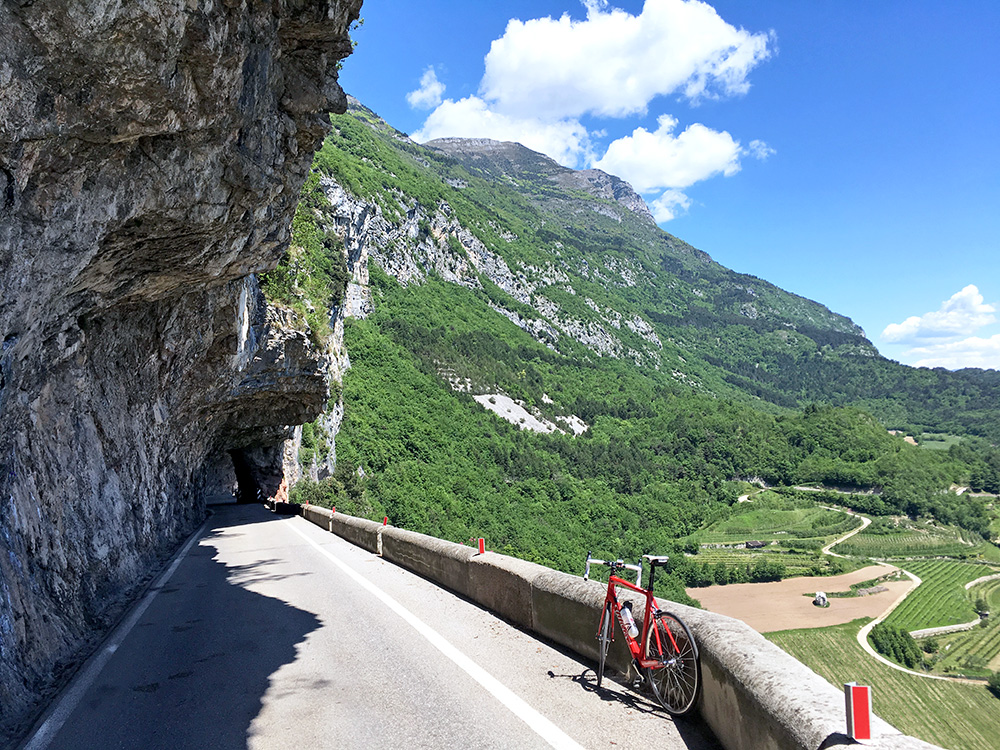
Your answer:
[988,671,1000,698]
[261,172,350,348]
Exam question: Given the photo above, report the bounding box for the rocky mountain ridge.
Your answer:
[425,136,657,224]
[0,1,361,741]
[271,102,874,476]
[322,101,866,357]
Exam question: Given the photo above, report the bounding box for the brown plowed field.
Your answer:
[687,565,915,633]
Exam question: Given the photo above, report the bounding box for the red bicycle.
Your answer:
[584,552,701,716]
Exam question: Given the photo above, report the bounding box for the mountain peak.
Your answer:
[425,137,655,225]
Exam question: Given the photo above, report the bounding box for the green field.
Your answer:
[928,577,1000,675]
[691,498,860,545]
[674,493,870,584]
[920,433,964,451]
[833,521,997,560]
[767,619,1000,750]
[832,517,1000,561]
[699,497,1000,736]
[885,560,997,632]
[691,546,863,579]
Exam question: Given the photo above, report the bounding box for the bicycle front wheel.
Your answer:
[597,603,612,688]
[644,611,700,716]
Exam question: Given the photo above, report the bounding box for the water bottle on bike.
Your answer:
[620,602,639,638]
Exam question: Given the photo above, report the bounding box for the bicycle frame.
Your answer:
[594,559,681,670]
[585,552,701,715]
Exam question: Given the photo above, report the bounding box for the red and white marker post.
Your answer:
[477,537,486,555]
[845,682,872,741]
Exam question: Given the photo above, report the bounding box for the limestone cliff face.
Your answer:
[289,123,664,476]
[0,0,361,740]
[317,140,665,371]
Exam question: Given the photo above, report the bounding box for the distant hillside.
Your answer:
[262,99,999,590]
[298,100,1000,438]
[425,136,658,224]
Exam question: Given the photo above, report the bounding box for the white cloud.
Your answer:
[882,285,996,345]
[905,335,1000,371]
[747,139,775,160]
[406,67,446,110]
[409,1,773,221]
[480,0,773,120]
[412,96,595,167]
[649,189,693,222]
[582,0,610,14]
[592,114,741,192]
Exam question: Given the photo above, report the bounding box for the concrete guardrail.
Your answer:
[296,503,943,750]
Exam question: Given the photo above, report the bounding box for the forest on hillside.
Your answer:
[266,106,1000,600]
[290,269,999,601]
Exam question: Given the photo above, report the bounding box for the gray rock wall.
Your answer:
[0,0,361,741]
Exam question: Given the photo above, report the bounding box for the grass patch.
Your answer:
[921,433,963,451]
[832,517,993,560]
[767,619,1000,750]
[886,560,999,632]
[691,492,861,545]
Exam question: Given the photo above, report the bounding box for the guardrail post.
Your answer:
[845,682,872,741]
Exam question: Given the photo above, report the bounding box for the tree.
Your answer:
[988,671,1000,699]
[870,623,924,669]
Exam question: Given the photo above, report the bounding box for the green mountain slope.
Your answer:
[265,100,999,593]
[290,100,1000,438]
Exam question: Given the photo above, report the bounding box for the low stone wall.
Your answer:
[910,619,981,639]
[299,504,941,750]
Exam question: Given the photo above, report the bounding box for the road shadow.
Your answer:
[548,666,664,714]
[40,504,321,750]
[545,659,722,749]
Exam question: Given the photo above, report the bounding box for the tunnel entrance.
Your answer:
[228,444,287,504]
[229,449,263,503]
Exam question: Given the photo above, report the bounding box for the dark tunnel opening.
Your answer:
[229,449,263,504]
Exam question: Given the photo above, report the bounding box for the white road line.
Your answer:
[286,519,585,750]
[22,521,208,750]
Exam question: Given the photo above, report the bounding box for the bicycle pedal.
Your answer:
[630,661,645,686]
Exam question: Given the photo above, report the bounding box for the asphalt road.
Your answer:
[24,504,720,750]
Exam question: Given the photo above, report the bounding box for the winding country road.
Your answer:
[821,508,872,558]
[818,509,987,684]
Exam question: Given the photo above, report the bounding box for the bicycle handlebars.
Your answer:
[584,551,645,588]
[584,552,672,589]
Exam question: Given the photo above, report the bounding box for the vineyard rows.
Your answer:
[834,529,982,559]
[886,560,991,632]
[767,619,1000,750]
[693,507,860,544]
[930,579,1000,674]
[692,547,847,577]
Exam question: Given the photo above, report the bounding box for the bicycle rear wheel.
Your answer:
[644,611,700,716]
[597,603,612,688]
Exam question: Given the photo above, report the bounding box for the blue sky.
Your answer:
[340,0,1000,370]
